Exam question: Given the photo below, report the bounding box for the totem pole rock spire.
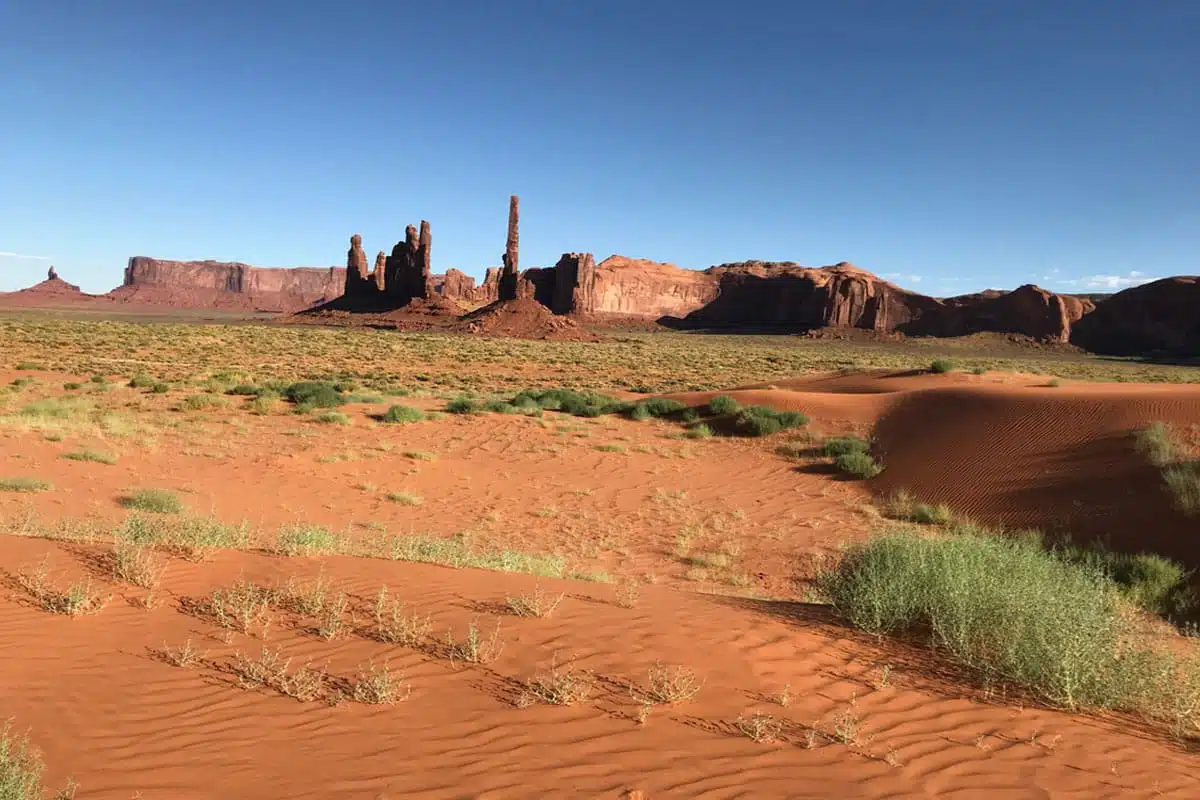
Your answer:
[498,195,520,302]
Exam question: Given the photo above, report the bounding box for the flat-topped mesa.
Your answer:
[498,195,520,302]
[344,234,372,297]
[384,220,434,304]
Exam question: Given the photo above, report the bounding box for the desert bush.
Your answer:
[1164,463,1200,515]
[313,410,350,425]
[817,531,1200,715]
[118,513,251,560]
[62,382,82,391]
[1058,548,1193,619]
[834,451,882,479]
[379,404,424,424]
[353,662,410,704]
[386,491,422,506]
[707,394,740,416]
[634,662,704,705]
[1136,422,1180,467]
[179,393,228,412]
[685,423,713,440]
[930,359,955,374]
[446,619,505,664]
[629,403,651,421]
[881,492,951,524]
[283,381,345,409]
[509,388,621,417]
[119,489,184,514]
[629,398,687,419]
[227,383,265,396]
[520,658,596,706]
[732,406,809,437]
[0,477,51,493]
[506,585,565,618]
[151,382,171,394]
[445,397,479,414]
[373,586,433,647]
[0,720,50,800]
[822,436,869,458]
[128,373,157,389]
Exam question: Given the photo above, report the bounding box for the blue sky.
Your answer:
[1,1,1196,296]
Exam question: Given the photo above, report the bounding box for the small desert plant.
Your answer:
[707,394,740,416]
[208,579,275,634]
[313,410,350,425]
[386,491,423,506]
[110,538,165,590]
[685,423,713,439]
[971,366,988,375]
[929,359,955,374]
[283,381,346,409]
[316,591,349,641]
[274,524,341,557]
[379,404,424,424]
[506,585,565,618]
[835,451,883,479]
[519,656,596,706]
[151,382,171,394]
[17,558,109,617]
[373,586,433,647]
[509,388,621,417]
[881,492,952,524]
[446,619,505,664]
[61,449,117,465]
[403,450,437,461]
[0,720,51,800]
[0,477,51,493]
[161,638,203,668]
[232,646,329,702]
[736,712,785,743]
[732,406,809,437]
[629,398,687,419]
[352,662,411,704]
[635,662,704,705]
[614,579,642,608]
[179,393,228,412]
[128,373,157,389]
[119,489,184,514]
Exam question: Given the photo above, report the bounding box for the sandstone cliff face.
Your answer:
[903,284,1094,342]
[434,269,478,301]
[684,261,939,329]
[1070,277,1200,356]
[123,257,343,310]
[591,256,718,318]
[384,221,434,304]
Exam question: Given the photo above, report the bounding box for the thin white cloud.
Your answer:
[0,251,51,260]
[909,275,922,283]
[1054,272,1159,291]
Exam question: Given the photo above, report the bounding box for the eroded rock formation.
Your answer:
[344,234,371,297]
[1070,277,1200,356]
[121,257,343,311]
[47,266,59,281]
[384,221,433,304]
[436,268,478,301]
[498,195,520,302]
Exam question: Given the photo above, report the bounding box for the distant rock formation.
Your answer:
[47,266,59,281]
[901,284,1094,343]
[1070,276,1200,356]
[436,268,478,301]
[384,221,434,304]
[498,195,520,302]
[344,234,371,297]
[121,257,343,312]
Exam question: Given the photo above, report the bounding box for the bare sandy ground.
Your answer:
[2,368,1199,798]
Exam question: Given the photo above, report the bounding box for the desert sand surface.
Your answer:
[2,354,1199,798]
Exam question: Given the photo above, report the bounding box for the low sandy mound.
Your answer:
[1,533,1195,797]
[871,383,1200,565]
[454,297,601,341]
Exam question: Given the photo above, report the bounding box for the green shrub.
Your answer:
[151,382,171,394]
[128,374,157,390]
[708,395,740,416]
[179,393,227,412]
[733,406,809,437]
[314,410,350,425]
[817,531,1189,712]
[0,719,50,800]
[90,374,107,384]
[445,397,479,414]
[685,423,713,440]
[14,362,44,370]
[822,436,869,458]
[120,489,184,514]
[1164,462,1200,516]
[835,451,882,479]
[227,384,264,397]
[970,367,988,375]
[0,477,51,493]
[283,381,345,409]
[62,382,82,391]
[633,398,687,419]
[929,359,955,374]
[509,388,621,417]
[629,403,652,422]
[379,404,424,424]
[1058,548,1192,618]
[1136,422,1180,467]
